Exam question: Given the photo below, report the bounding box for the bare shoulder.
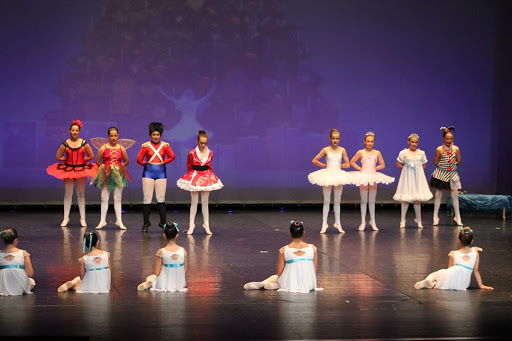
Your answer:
[279,246,286,254]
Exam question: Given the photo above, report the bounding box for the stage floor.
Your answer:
[0,205,510,340]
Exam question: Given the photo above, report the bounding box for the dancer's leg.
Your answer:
[201,191,212,234]
[62,179,74,226]
[433,189,442,225]
[320,186,332,233]
[113,187,126,229]
[76,178,87,227]
[142,178,155,231]
[333,185,344,233]
[413,202,423,228]
[451,190,462,225]
[400,202,409,228]
[155,179,167,227]
[359,185,368,230]
[137,274,157,291]
[188,192,199,235]
[96,186,109,229]
[368,184,378,230]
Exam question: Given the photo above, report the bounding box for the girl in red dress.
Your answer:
[47,120,97,227]
[177,130,223,235]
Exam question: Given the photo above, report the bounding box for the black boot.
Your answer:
[157,202,167,228]
[142,204,151,232]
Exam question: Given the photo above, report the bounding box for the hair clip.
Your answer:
[365,131,375,137]
[88,231,93,252]
[290,220,294,224]
[460,226,473,233]
[82,236,87,253]
[173,222,179,232]
[408,133,419,139]
[72,120,83,129]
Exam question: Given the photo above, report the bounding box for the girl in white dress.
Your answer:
[308,129,351,234]
[0,228,35,296]
[350,132,394,231]
[414,227,493,291]
[137,222,188,292]
[244,221,323,293]
[58,231,111,294]
[393,133,433,228]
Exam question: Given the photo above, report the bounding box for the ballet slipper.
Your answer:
[137,281,151,291]
[29,278,36,289]
[203,224,212,235]
[187,224,195,235]
[314,287,324,291]
[95,221,107,230]
[58,280,74,293]
[414,278,433,290]
[178,288,188,292]
[80,219,87,227]
[333,223,345,234]
[414,218,423,228]
[358,222,366,231]
[319,223,328,234]
[60,218,69,227]
[263,282,279,290]
[399,220,406,228]
[244,282,264,290]
[116,221,127,230]
[369,221,379,231]
[433,216,439,226]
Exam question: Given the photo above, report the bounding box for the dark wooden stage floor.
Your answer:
[0,204,510,340]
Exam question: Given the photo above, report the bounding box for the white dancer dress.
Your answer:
[393,149,433,202]
[277,244,319,293]
[424,248,478,290]
[308,150,351,186]
[151,247,187,292]
[0,249,33,296]
[350,155,394,186]
[76,251,111,294]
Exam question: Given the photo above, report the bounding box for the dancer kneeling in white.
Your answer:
[0,228,35,296]
[244,221,323,293]
[58,231,111,293]
[414,227,493,291]
[137,222,188,292]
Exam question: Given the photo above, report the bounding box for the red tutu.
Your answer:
[47,162,98,180]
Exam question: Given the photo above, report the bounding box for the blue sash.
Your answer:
[285,258,313,264]
[455,263,473,271]
[88,266,110,272]
[0,265,25,270]
[163,263,184,268]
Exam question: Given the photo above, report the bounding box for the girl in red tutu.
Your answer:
[90,127,135,230]
[177,130,223,235]
[47,120,97,227]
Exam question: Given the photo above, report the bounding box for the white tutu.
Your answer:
[151,247,187,292]
[308,150,351,186]
[393,149,433,202]
[277,244,319,293]
[76,251,111,294]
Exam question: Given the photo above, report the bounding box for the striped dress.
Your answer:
[430,146,461,190]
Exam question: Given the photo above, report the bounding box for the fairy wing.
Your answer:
[90,137,108,150]
[118,139,136,150]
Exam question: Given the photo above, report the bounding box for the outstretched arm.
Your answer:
[473,250,494,290]
[197,81,217,104]
[159,87,178,104]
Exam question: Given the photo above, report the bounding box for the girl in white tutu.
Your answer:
[243,221,323,293]
[137,222,188,292]
[393,133,433,228]
[350,132,394,231]
[58,231,111,294]
[414,227,493,291]
[308,129,351,233]
[0,228,35,296]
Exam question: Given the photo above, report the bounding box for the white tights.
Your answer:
[99,186,124,224]
[433,189,461,223]
[190,191,210,228]
[322,185,343,226]
[63,178,86,223]
[142,178,167,204]
[360,184,377,224]
[400,202,422,222]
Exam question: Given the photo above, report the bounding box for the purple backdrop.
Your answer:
[0,0,497,204]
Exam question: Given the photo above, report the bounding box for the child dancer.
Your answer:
[414,227,493,290]
[308,128,351,234]
[350,132,394,231]
[58,231,111,293]
[137,222,188,292]
[393,133,433,228]
[137,122,175,232]
[0,228,35,296]
[91,127,135,230]
[177,130,223,235]
[430,126,463,226]
[244,221,323,293]
[47,120,97,227]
